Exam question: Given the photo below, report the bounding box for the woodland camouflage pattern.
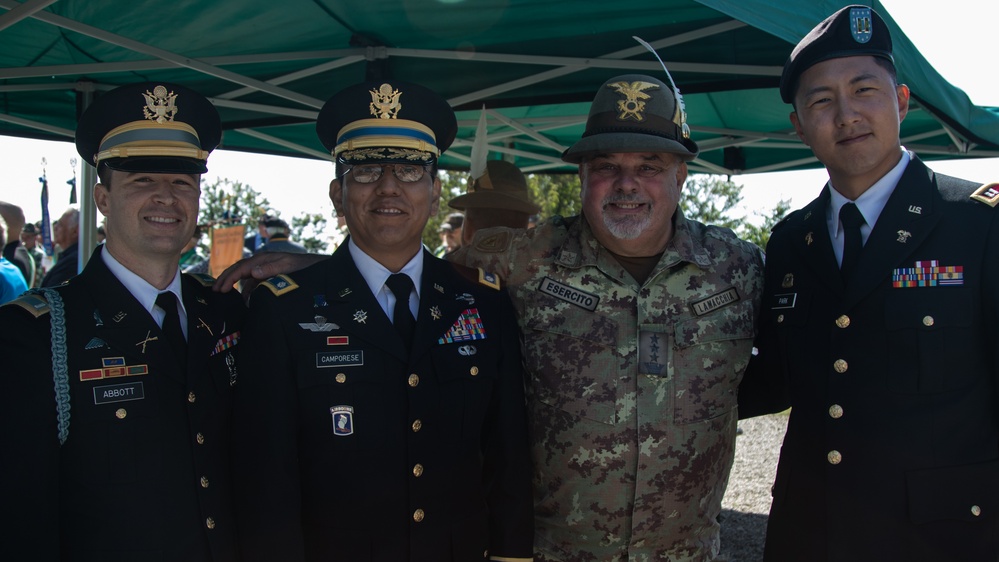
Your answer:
[453,212,764,561]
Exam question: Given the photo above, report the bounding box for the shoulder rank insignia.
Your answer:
[3,292,50,317]
[474,231,512,253]
[970,182,999,207]
[478,269,501,290]
[260,274,299,296]
[186,272,216,287]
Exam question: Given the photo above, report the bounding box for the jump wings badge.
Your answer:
[142,85,178,123]
[607,81,659,122]
[369,83,402,119]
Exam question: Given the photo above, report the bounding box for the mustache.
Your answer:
[602,194,646,206]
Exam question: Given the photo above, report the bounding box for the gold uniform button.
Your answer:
[827,450,842,465]
[206,517,216,530]
[828,404,844,419]
[835,315,850,329]
[972,505,982,517]
[469,366,479,376]
[833,359,848,373]
[411,419,422,432]
[483,550,488,559]
[413,463,424,477]
[196,432,205,445]
[413,509,425,522]
[922,315,935,327]
[777,314,785,324]
[188,391,196,403]
[115,408,127,419]
[335,373,346,384]
[201,476,210,488]
[408,374,420,387]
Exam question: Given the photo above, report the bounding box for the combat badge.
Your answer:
[331,406,354,436]
[299,315,339,332]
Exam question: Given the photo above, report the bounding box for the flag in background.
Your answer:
[39,173,53,256]
[67,176,77,205]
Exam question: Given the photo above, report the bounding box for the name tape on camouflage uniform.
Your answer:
[690,287,740,316]
[537,277,599,311]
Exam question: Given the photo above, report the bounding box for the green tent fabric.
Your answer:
[1,0,996,177]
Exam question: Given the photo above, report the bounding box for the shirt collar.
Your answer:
[828,148,910,239]
[100,245,185,319]
[347,238,423,299]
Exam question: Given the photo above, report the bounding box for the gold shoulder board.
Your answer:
[187,273,216,287]
[260,274,299,296]
[970,182,999,207]
[3,292,50,317]
[478,269,501,290]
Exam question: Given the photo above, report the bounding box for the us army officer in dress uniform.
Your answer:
[0,83,244,561]
[231,81,533,562]
[739,6,999,560]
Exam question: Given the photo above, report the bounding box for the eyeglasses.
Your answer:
[345,164,430,184]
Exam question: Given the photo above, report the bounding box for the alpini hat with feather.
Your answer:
[75,82,221,175]
[562,73,698,163]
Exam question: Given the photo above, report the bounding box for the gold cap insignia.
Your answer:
[607,81,659,122]
[142,85,178,124]
[369,83,402,119]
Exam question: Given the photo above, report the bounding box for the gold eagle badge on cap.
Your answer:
[607,81,659,122]
[142,85,178,124]
[369,83,402,119]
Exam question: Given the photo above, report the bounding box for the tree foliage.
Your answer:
[199,177,331,254]
[680,174,790,250]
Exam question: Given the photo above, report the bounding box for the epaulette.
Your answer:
[477,268,501,290]
[2,292,51,317]
[186,272,216,287]
[258,274,299,296]
[473,230,512,254]
[970,182,999,207]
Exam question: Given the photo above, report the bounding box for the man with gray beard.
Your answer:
[450,73,764,561]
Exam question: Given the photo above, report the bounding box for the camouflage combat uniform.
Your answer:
[453,212,764,561]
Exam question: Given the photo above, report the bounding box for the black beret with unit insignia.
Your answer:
[316,80,457,165]
[780,5,894,104]
[75,82,221,174]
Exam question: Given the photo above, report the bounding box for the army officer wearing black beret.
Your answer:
[0,82,244,561]
[740,5,999,560]
[231,80,534,561]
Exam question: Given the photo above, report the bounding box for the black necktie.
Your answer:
[385,273,416,346]
[156,291,187,356]
[839,203,865,281]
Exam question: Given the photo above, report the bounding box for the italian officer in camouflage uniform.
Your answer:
[451,74,764,561]
[739,6,999,560]
[230,80,534,562]
[0,83,244,560]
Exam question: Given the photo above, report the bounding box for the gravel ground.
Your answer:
[718,413,789,562]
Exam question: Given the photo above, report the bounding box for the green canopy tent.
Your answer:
[2,0,997,255]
